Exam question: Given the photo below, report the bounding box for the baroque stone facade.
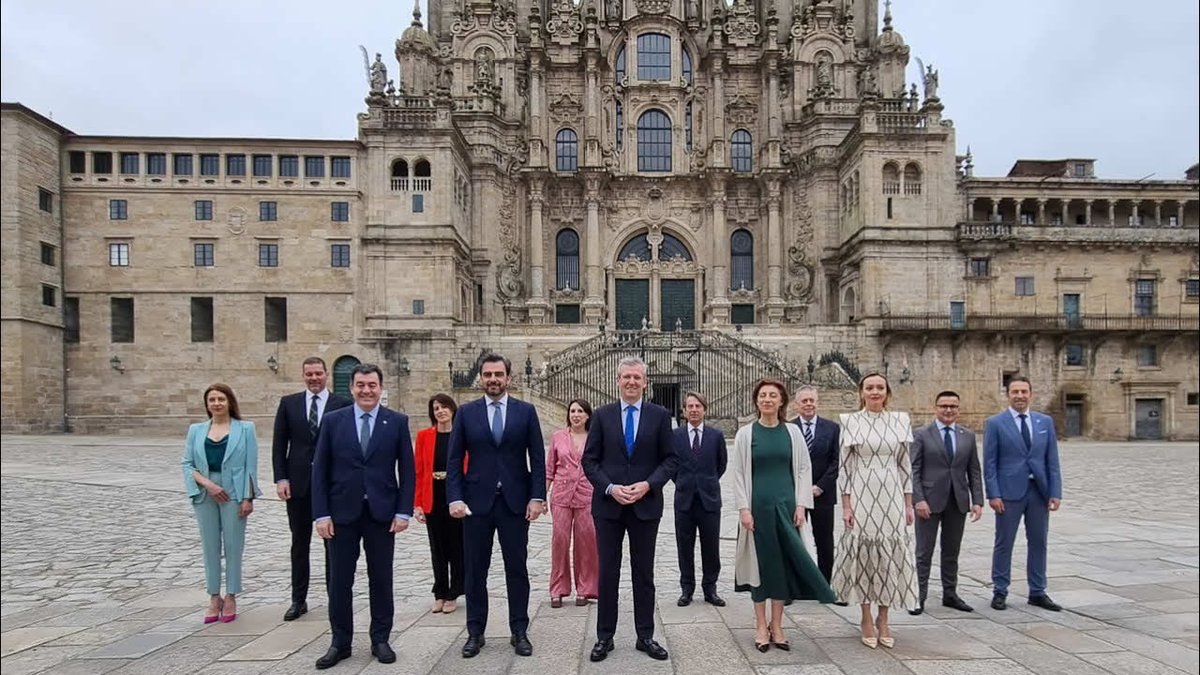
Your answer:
[2,0,1198,439]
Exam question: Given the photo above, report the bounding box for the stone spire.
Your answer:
[396,0,438,95]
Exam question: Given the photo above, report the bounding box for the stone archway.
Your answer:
[610,227,700,331]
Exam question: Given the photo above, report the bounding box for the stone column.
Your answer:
[526,177,549,322]
[1154,200,1162,227]
[1108,200,1116,226]
[1132,201,1140,227]
[990,198,999,220]
[1060,198,1070,225]
[584,53,599,166]
[712,59,726,167]
[1036,198,1046,225]
[582,173,604,322]
[1084,199,1093,226]
[1177,201,1186,228]
[530,59,547,168]
[765,179,784,323]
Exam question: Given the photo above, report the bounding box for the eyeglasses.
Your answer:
[936,405,960,410]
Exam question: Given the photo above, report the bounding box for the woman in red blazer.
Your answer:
[414,393,467,613]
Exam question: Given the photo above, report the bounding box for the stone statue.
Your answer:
[641,316,649,330]
[923,63,939,100]
[815,55,832,89]
[436,66,452,92]
[475,48,494,84]
[685,0,699,21]
[370,53,388,93]
[606,0,621,21]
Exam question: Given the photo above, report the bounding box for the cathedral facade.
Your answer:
[2,0,1198,439]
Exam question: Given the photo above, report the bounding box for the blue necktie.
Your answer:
[943,425,955,461]
[624,405,636,457]
[1019,413,1032,450]
[359,412,371,455]
[491,401,504,445]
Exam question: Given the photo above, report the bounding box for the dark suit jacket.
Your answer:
[271,390,352,498]
[910,421,983,514]
[446,396,546,517]
[311,405,416,525]
[671,424,727,512]
[582,400,678,521]
[791,415,839,508]
[983,410,1062,502]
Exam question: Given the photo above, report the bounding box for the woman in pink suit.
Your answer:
[546,398,599,608]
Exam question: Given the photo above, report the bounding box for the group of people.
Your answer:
[182,354,1065,669]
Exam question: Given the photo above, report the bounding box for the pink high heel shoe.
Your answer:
[203,598,223,624]
[220,597,237,623]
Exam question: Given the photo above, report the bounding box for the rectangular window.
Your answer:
[1065,343,1085,367]
[330,243,351,268]
[40,242,55,266]
[38,187,53,212]
[109,199,128,220]
[1134,279,1156,316]
[259,201,277,221]
[1187,392,1199,406]
[279,155,299,177]
[173,153,193,176]
[92,151,113,174]
[258,243,279,267]
[225,154,246,176]
[109,242,130,267]
[1137,344,1159,367]
[886,197,893,219]
[199,153,220,176]
[1168,215,1179,227]
[636,33,672,81]
[331,156,352,178]
[1186,279,1200,299]
[1019,212,1035,225]
[968,257,990,278]
[412,299,425,316]
[111,297,134,343]
[304,155,325,177]
[264,297,288,342]
[190,297,214,342]
[252,154,273,177]
[69,151,86,174]
[147,153,167,175]
[555,304,581,324]
[412,194,424,213]
[1015,276,1035,296]
[193,242,214,267]
[64,297,80,344]
[194,200,213,221]
[1074,162,1087,177]
[949,301,966,329]
[731,303,756,325]
[119,152,140,175]
[41,285,56,307]
[330,201,350,222]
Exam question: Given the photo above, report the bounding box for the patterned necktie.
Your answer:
[803,421,814,447]
[359,412,371,455]
[1019,413,1032,450]
[491,401,504,445]
[624,405,636,457]
[308,395,319,439]
[691,428,701,459]
[943,425,955,461]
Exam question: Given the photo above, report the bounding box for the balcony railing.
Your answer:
[875,313,1198,333]
[957,221,1014,240]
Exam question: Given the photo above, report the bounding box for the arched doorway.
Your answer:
[332,355,361,398]
[612,229,698,331]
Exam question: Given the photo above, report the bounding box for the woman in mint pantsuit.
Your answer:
[732,379,836,653]
[182,383,261,623]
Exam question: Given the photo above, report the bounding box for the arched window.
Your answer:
[731,129,753,173]
[390,159,409,191]
[619,231,692,262]
[636,33,671,81]
[413,159,431,192]
[730,229,754,290]
[618,234,651,261]
[637,109,672,172]
[555,229,580,290]
[555,129,578,172]
[685,103,693,151]
[682,45,693,86]
[903,162,922,195]
[332,355,361,398]
[659,233,692,260]
[615,46,626,85]
[615,102,624,151]
[882,162,900,194]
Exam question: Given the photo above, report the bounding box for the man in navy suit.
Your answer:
[447,353,546,659]
[271,356,352,622]
[984,375,1063,613]
[789,385,839,582]
[311,364,415,669]
[671,392,727,607]
[582,356,678,663]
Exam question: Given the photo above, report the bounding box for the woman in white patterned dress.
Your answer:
[831,372,919,649]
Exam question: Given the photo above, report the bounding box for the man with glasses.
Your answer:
[908,391,982,615]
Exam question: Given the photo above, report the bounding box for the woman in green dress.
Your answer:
[732,378,836,652]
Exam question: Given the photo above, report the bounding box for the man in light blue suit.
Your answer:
[983,375,1063,612]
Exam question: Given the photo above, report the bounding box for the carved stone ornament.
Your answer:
[634,0,671,15]
[721,0,761,47]
[786,188,815,302]
[495,180,525,302]
[725,92,757,129]
[548,91,584,125]
[227,207,247,235]
[790,0,854,44]
[545,0,583,44]
[642,187,667,223]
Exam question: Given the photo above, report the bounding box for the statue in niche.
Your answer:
[685,0,699,21]
[606,0,621,21]
[475,48,494,84]
[370,53,388,93]
[815,55,833,89]
[437,66,453,92]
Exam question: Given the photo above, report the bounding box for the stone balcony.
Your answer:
[874,312,1199,335]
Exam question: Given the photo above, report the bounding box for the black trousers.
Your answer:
[914,498,968,600]
[596,507,660,641]
[463,494,530,637]
[327,510,394,649]
[809,504,836,583]
[675,496,720,595]
[426,480,464,600]
[285,492,329,604]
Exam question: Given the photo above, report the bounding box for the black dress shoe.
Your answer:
[943,595,974,612]
[283,601,307,621]
[991,594,1007,611]
[908,600,924,616]
[703,592,726,607]
[461,635,485,658]
[635,638,669,660]
[1028,594,1062,612]
[511,633,533,656]
[589,638,614,662]
[315,646,351,669]
[677,594,693,607]
[371,642,396,664]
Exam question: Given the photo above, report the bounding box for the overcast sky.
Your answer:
[2,1,1196,179]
